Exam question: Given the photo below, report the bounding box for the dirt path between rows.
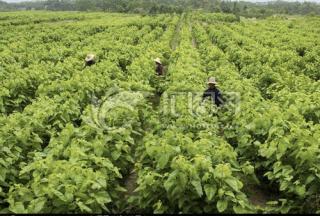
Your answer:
[122,15,185,213]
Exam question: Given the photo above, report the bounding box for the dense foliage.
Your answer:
[1,0,320,17]
[0,11,319,214]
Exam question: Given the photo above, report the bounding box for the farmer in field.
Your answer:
[154,58,164,76]
[202,77,224,107]
[85,54,95,67]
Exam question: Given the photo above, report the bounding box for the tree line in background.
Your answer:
[0,0,320,18]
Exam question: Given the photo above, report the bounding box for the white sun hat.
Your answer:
[85,54,95,62]
[154,57,161,64]
[207,77,217,84]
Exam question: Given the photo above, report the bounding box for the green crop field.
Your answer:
[0,11,320,214]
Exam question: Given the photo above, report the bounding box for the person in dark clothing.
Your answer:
[154,58,164,76]
[202,77,224,107]
[85,54,95,67]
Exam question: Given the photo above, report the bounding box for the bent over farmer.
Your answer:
[85,54,95,67]
[202,77,224,107]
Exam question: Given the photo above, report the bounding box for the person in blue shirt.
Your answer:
[202,77,224,107]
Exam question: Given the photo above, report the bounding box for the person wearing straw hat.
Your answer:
[154,57,164,76]
[84,54,96,67]
[202,77,224,107]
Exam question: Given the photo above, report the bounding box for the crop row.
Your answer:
[0,15,179,213]
[130,18,255,214]
[192,20,320,213]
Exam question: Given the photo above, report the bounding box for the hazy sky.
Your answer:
[3,0,320,2]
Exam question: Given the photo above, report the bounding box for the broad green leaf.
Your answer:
[158,154,170,169]
[242,163,254,175]
[191,180,203,197]
[27,197,46,213]
[9,202,26,214]
[154,200,166,214]
[218,188,225,198]
[225,191,235,198]
[305,175,315,185]
[164,178,175,192]
[233,205,248,214]
[217,199,228,213]
[111,150,121,160]
[280,181,288,191]
[204,184,217,201]
[295,185,306,197]
[214,164,232,179]
[52,189,67,202]
[115,185,127,192]
[225,178,239,192]
[77,201,92,213]
[164,171,178,191]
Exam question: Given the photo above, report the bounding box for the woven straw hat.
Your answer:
[154,58,161,64]
[85,54,95,62]
[208,77,217,84]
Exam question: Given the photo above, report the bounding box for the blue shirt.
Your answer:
[202,87,224,107]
